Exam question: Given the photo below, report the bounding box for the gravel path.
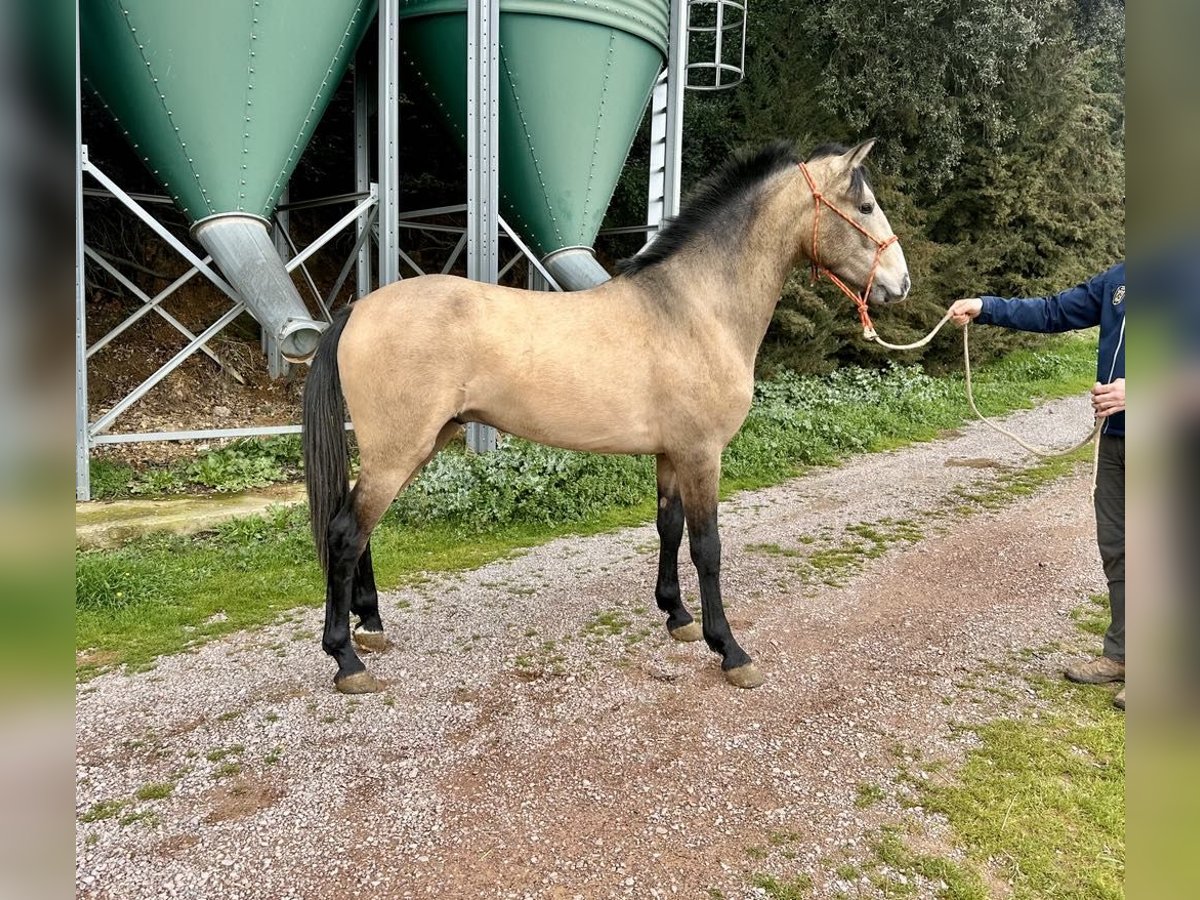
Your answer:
[76,396,1106,899]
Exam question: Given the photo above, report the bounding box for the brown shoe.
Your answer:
[1113,687,1125,710]
[1064,656,1125,684]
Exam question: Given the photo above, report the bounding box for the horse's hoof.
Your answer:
[724,663,766,690]
[668,621,703,643]
[334,670,386,694]
[353,628,390,653]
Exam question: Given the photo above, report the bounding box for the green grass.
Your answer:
[1070,592,1110,637]
[854,781,886,809]
[76,338,1094,677]
[867,829,989,899]
[951,447,1092,511]
[134,781,175,801]
[793,517,927,586]
[919,677,1125,899]
[750,873,813,899]
[850,596,1125,900]
[755,596,1124,900]
[78,798,129,823]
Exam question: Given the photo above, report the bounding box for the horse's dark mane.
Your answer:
[617,140,799,276]
[618,140,872,276]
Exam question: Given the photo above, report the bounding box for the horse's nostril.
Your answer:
[901,273,911,296]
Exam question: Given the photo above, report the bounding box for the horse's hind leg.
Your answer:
[675,452,764,689]
[655,455,702,642]
[349,544,388,652]
[323,469,405,693]
[338,423,462,669]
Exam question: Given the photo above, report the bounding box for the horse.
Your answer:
[302,138,911,694]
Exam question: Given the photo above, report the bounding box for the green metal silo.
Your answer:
[81,0,377,361]
[396,0,668,288]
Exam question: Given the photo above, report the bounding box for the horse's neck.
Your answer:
[704,173,813,359]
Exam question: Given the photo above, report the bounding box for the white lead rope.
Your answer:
[863,311,1104,490]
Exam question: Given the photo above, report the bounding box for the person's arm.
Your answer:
[948,272,1107,333]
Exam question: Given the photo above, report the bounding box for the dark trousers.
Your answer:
[1095,434,1125,661]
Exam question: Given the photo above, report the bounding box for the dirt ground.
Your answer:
[75,397,1108,899]
[84,260,307,467]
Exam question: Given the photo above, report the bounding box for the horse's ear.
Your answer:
[843,138,877,171]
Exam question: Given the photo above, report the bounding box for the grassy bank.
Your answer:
[76,336,1095,677]
[837,594,1124,900]
[743,594,1124,900]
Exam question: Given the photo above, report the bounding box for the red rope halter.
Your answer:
[797,161,899,339]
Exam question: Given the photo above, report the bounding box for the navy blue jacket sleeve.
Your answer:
[976,274,1105,333]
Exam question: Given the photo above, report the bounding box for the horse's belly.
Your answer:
[469,392,659,455]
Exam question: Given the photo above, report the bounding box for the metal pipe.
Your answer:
[354,61,372,298]
[466,0,501,453]
[324,206,378,312]
[75,11,89,500]
[541,246,611,291]
[497,216,563,291]
[91,422,351,445]
[378,0,401,286]
[192,214,325,363]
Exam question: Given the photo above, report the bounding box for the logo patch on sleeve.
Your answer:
[1113,285,1125,305]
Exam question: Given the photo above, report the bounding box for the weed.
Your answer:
[205,745,244,763]
[790,518,926,586]
[870,828,987,899]
[134,781,175,801]
[1070,592,1110,637]
[854,781,886,809]
[117,809,160,827]
[89,435,303,500]
[750,872,813,899]
[746,542,802,557]
[835,862,860,881]
[583,608,632,637]
[79,799,128,822]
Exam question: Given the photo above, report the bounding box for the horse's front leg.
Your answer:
[655,455,702,642]
[676,453,764,689]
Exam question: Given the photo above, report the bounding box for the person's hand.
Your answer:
[1091,378,1125,418]
[948,297,983,326]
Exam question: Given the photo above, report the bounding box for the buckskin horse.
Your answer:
[303,139,910,693]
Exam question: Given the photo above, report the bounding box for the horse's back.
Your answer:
[337,275,668,452]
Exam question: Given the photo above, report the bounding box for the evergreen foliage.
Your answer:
[609,0,1125,374]
[82,1,1124,377]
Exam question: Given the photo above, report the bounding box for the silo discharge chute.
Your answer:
[395,0,669,289]
[81,0,377,362]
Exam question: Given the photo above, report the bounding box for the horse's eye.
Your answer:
[859,203,875,215]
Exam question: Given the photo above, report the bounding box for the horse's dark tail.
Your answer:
[303,306,353,574]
